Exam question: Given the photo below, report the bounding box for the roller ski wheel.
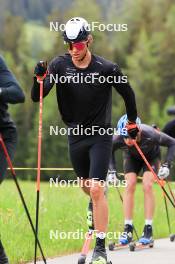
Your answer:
[108,242,115,251]
[149,241,154,248]
[170,234,175,242]
[78,255,86,264]
[129,242,136,251]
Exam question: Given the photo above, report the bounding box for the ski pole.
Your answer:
[0,134,46,263]
[160,180,172,235]
[164,181,175,241]
[164,195,171,235]
[132,140,175,208]
[166,180,175,204]
[34,75,45,263]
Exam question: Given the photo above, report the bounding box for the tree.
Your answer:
[157,4,175,102]
[126,29,160,122]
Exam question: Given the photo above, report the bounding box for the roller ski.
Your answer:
[129,225,154,251]
[78,200,94,264]
[109,224,133,251]
[129,240,154,251]
[108,241,128,251]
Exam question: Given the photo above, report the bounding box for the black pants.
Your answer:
[0,128,17,184]
[123,155,160,175]
[68,134,112,181]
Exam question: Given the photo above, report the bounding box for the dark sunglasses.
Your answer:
[65,41,87,51]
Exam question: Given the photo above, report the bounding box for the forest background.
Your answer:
[0,0,175,180]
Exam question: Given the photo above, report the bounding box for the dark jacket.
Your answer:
[0,55,25,129]
[163,120,175,139]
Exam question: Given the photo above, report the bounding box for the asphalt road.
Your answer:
[28,238,175,264]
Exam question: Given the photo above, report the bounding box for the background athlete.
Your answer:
[31,17,139,264]
[0,55,25,263]
[162,106,175,139]
[163,120,175,138]
[109,115,175,245]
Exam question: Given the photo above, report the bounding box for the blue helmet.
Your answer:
[117,114,141,137]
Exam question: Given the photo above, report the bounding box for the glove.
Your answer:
[34,61,47,76]
[107,170,119,185]
[126,121,139,139]
[158,163,170,179]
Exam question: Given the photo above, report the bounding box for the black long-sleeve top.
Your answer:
[31,53,137,129]
[0,55,25,129]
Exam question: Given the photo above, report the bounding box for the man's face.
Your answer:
[67,40,88,61]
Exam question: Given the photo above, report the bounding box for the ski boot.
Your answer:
[119,224,133,245]
[129,225,154,251]
[90,238,107,264]
[139,225,154,245]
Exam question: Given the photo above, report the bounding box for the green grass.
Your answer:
[0,180,175,263]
